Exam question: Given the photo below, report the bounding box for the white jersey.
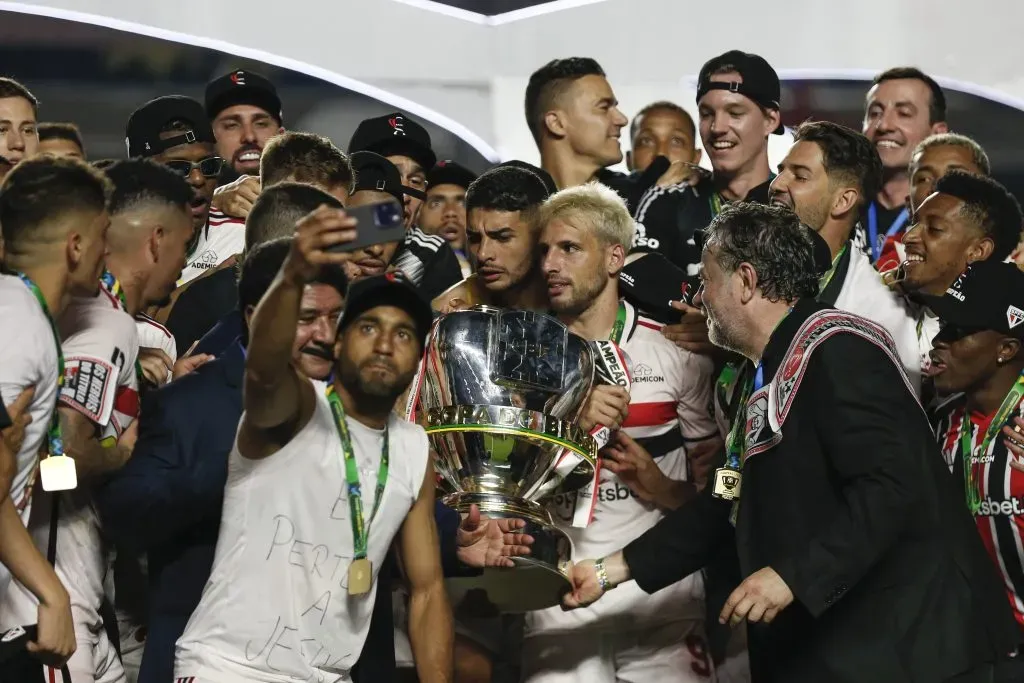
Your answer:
[529,301,717,635]
[1,282,140,627]
[174,384,429,683]
[178,208,245,285]
[0,274,61,595]
[135,313,177,361]
[831,245,923,393]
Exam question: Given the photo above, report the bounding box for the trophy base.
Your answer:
[443,493,572,613]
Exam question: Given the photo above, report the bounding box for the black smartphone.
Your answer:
[328,199,406,252]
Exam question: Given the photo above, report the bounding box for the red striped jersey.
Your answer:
[179,208,245,285]
[528,300,717,635]
[933,395,1024,629]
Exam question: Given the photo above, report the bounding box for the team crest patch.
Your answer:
[1007,305,1024,329]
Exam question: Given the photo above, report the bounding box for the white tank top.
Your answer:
[174,381,429,683]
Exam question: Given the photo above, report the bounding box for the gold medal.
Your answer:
[348,557,373,595]
[712,467,741,501]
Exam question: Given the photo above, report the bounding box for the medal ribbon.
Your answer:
[960,371,1024,514]
[866,203,910,262]
[16,273,65,458]
[723,364,764,471]
[610,301,627,344]
[99,271,145,383]
[709,191,724,218]
[817,243,848,293]
[707,173,777,219]
[722,307,790,471]
[325,384,389,560]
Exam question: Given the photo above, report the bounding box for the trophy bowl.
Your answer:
[417,306,597,612]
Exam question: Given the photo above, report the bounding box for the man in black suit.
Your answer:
[562,202,1019,682]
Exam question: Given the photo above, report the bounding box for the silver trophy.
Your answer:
[417,306,597,612]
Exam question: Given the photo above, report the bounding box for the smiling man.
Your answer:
[860,67,948,262]
[767,120,921,389]
[205,69,284,181]
[632,50,783,277]
[899,170,1022,380]
[875,133,991,274]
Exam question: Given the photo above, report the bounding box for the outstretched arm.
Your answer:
[239,207,356,459]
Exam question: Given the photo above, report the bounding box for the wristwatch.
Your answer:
[594,557,617,592]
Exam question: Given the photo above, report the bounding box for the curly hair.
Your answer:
[703,202,820,302]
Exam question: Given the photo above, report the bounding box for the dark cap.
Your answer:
[921,260,1024,339]
[348,112,437,174]
[125,95,216,158]
[205,69,283,124]
[337,271,434,350]
[351,151,410,205]
[427,160,477,191]
[697,50,784,135]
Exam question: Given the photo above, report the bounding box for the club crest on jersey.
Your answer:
[1008,305,1024,329]
[389,115,406,136]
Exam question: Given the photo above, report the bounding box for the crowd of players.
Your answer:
[0,46,1023,683]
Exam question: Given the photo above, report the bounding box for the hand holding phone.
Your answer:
[327,198,406,253]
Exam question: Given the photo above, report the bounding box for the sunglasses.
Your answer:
[164,156,225,179]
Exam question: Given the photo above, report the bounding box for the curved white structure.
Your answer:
[3,0,1023,165]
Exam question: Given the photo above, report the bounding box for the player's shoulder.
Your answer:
[135,312,172,341]
[207,207,244,226]
[62,293,138,350]
[626,312,677,356]
[0,274,41,316]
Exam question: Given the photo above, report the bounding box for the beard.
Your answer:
[706,305,745,356]
[336,352,415,405]
[550,269,607,317]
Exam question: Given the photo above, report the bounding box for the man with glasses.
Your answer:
[125,96,232,287]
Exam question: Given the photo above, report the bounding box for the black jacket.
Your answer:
[631,175,772,274]
[623,299,1018,682]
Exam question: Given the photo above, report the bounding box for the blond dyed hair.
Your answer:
[538,182,635,250]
